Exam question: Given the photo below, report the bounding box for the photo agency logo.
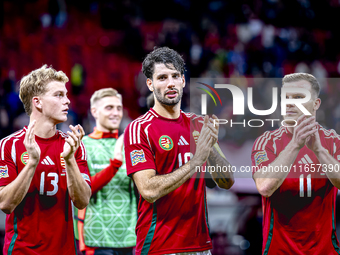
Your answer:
[195,79,312,128]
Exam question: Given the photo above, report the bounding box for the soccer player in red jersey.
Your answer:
[252,73,340,254]
[0,65,91,255]
[124,47,234,255]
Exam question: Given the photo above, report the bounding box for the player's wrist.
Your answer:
[288,140,303,151]
[27,159,39,168]
[63,155,76,163]
[313,146,328,157]
[191,154,206,168]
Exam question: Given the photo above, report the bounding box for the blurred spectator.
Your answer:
[0,73,24,137]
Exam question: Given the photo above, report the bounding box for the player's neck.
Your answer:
[153,101,181,119]
[29,116,57,138]
[95,124,117,133]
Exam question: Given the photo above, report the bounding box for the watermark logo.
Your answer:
[197,83,311,116]
[195,81,312,128]
[197,82,222,113]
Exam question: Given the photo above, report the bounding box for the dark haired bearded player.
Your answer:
[124,47,234,255]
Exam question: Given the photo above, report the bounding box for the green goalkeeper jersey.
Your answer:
[82,133,137,248]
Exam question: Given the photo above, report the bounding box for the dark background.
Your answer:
[1,0,340,254]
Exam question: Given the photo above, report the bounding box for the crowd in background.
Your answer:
[2,0,340,140]
[2,1,340,254]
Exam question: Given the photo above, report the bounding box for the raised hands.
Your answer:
[194,114,219,165]
[302,118,325,154]
[292,115,318,149]
[62,124,85,160]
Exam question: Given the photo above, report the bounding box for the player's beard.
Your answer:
[154,86,183,106]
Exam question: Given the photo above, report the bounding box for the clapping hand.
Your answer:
[62,125,85,160]
[23,120,41,165]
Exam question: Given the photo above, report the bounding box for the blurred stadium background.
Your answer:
[1,0,340,254]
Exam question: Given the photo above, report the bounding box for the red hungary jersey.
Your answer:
[124,108,212,255]
[0,127,91,255]
[251,125,340,255]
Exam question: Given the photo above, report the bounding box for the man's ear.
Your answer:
[32,96,42,111]
[182,74,185,88]
[146,78,154,92]
[91,107,97,119]
[314,98,321,111]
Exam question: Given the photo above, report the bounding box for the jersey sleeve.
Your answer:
[75,141,91,186]
[0,138,18,186]
[124,123,156,176]
[251,131,277,174]
[331,133,340,162]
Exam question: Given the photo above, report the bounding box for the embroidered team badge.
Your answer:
[130,149,147,166]
[159,135,173,151]
[255,151,269,166]
[60,154,66,169]
[0,165,9,179]
[21,152,29,165]
[192,130,200,144]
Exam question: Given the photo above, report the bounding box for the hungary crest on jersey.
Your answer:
[192,130,200,145]
[21,152,29,165]
[159,135,173,151]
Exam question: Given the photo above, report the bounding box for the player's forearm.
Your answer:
[314,148,340,188]
[138,156,202,203]
[65,157,91,209]
[254,141,300,197]
[206,146,234,189]
[0,161,37,214]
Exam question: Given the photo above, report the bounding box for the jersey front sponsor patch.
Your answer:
[254,150,269,166]
[130,149,147,166]
[0,165,9,178]
[159,135,173,151]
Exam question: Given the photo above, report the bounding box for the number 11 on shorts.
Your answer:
[299,174,311,197]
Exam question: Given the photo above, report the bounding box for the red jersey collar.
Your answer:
[150,108,183,122]
[23,126,59,143]
[88,127,118,139]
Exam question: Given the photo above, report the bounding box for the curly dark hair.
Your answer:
[142,47,186,79]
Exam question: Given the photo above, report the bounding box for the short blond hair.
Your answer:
[19,65,69,115]
[90,88,122,107]
[282,73,320,97]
